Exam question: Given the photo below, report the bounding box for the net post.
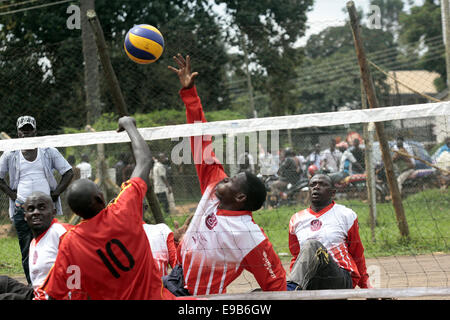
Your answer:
[86,10,165,224]
[346,1,409,238]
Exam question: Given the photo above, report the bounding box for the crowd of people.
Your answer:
[0,53,448,300]
[244,130,449,200]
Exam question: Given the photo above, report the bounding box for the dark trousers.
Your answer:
[287,240,353,290]
[12,202,33,285]
[0,276,34,300]
[156,192,169,214]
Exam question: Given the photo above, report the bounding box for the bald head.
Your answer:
[66,179,106,219]
[24,192,56,237]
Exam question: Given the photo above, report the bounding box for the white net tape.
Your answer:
[1,101,449,151]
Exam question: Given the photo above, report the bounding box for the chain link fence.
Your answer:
[0,2,449,290]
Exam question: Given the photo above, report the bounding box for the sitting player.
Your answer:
[165,54,286,296]
[40,117,175,300]
[0,192,72,300]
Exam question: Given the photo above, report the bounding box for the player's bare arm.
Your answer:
[168,53,199,89]
[117,116,152,185]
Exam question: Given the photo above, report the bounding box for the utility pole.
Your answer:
[441,0,450,91]
[241,33,257,118]
[87,10,165,224]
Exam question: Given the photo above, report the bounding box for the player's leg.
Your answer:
[12,201,33,284]
[286,239,352,290]
[0,276,34,300]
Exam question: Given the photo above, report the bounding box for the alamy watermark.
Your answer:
[367,5,382,30]
[66,4,80,30]
[170,129,280,167]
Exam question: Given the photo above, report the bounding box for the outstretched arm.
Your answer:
[117,117,152,186]
[168,54,226,193]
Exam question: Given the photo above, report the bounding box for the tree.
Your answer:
[215,0,314,116]
[399,0,446,91]
[0,0,230,137]
[369,0,404,34]
[296,22,395,114]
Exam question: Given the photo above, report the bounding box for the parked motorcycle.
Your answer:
[262,174,309,208]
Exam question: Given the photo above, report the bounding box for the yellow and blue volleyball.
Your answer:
[124,24,164,64]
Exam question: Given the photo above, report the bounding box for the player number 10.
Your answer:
[96,239,135,278]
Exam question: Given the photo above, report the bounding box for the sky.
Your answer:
[300,0,425,44]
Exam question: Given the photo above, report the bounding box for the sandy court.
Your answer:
[224,253,450,299]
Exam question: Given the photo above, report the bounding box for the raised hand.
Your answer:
[168,53,199,89]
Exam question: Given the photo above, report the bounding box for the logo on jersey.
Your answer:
[33,250,38,265]
[310,219,322,231]
[205,213,218,230]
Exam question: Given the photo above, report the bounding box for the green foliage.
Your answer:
[296,23,394,114]
[217,0,314,116]
[398,0,446,91]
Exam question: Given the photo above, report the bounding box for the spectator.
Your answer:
[349,138,365,173]
[67,155,81,181]
[306,143,322,171]
[151,153,172,214]
[334,142,363,183]
[113,153,127,186]
[258,144,278,177]
[0,116,73,284]
[432,137,450,162]
[237,152,256,174]
[320,139,342,174]
[76,154,92,180]
[392,136,415,194]
[271,148,301,194]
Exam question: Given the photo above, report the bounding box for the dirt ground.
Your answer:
[225,253,450,299]
[8,250,449,299]
[3,220,448,299]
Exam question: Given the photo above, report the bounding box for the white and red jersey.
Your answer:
[178,86,286,296]
[143,223,177,277]
[288,202,370,288]
[29,219,72,299]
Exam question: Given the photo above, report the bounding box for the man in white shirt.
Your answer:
[0,116,73,284]
[320,139,342,173]
[151,153,172,214]
[76,154,92,180]
[0,192,72,300]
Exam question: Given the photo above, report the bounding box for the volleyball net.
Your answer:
[0,98,449,299]
[1,0,449,300]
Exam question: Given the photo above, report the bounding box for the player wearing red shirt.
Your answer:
[166,54,286,296]
[40,117,175,300]
[287,174,371,290]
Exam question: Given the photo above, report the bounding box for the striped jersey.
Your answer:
[178,86,286,296]
[143,223,177,277]
[288,201,370,288]
[30,219,72,300]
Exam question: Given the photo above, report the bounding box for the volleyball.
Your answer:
[124,24,164,64]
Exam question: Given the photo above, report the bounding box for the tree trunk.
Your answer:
[81,0,101,124]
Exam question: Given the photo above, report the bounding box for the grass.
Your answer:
[252,188,450,260]
[1,188,448,275]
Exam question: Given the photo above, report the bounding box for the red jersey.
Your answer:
[288,202,370,288]
[178,86,286,295]
[41,178,175,300]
